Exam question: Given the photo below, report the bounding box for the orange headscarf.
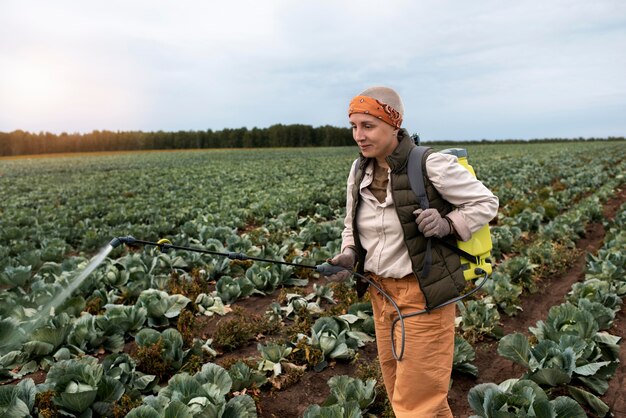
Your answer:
[348,95,403,128]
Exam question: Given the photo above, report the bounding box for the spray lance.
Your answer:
[109,236,345,276]
[109,236,489,360]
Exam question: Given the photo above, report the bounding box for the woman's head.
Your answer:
[358,86,404,120]
[348,86,404,165]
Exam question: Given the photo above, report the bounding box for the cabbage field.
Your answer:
[0,141,625,417]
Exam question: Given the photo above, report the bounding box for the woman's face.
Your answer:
[350,113,399,163]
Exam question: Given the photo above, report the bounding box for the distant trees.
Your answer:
[0,124,355,156]
[0,126,623,157]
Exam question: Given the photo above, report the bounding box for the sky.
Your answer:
[1,0,625,141]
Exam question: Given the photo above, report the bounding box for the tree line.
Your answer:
[0,124,353,157]
[0,125,623,157]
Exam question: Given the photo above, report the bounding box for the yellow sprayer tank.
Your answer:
[440,148,493,280]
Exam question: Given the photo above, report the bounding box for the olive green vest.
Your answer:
[351,135,466,309]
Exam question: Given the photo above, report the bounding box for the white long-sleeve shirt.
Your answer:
[341,152,499,278]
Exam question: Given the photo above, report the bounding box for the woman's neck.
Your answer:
[376,157,389,169]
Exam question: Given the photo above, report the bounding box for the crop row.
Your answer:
[467,202,626,417]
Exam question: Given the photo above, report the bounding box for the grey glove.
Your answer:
[414,208,452,238]
[325,248,356,282]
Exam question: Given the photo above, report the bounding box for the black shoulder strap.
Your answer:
[407,146,430,210]
[407,146,433,281]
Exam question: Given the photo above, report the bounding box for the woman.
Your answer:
[327,86,498,417]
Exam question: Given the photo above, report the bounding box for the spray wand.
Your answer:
[109,236,344,276]
[109,235,488,360]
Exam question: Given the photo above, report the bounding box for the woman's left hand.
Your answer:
[325,248,356,282]
[414,208,452,238]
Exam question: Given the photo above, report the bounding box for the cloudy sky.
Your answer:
[1,0,625,140]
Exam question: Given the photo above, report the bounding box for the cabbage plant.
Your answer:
[488,225,522,260]
[499,256,538,294]
[66,312,126,354]
[572,298,616,331]
[468,378,586,418]
[245,264,280,295]
[20,313,73,373]
[194,293,227,317]
[67,312,130,354]
[281,294,322,318]
[511,207,544,232]
[453,335,478,377]
[62,304,146,356]
[567,279,622,324]
[584,212,625,293]
[0,318,27,356]
[457,299,502,342]
[113,253,150,285]
[215,276,254,305]
[40,356,125,416]
[0,378,35,417]
[228,360,267,392]
[102,303,148,335]
[482,271,523,316]
[101,353,157,394]
[529,303,599,342]
[306,283,335,305]
[0,265,32,289]
[265,302,284,323]
[147,251,188,275]
[301,316,363,370]
[343,302,375,337]
[498,329,617,417]
[303,375,376,417]
[0,350,28,383]
[586,247,626,285]
[136,289,191,327]
[127,363,257,417]
[324,375,376,410]
[270,263,308,287]
[257,342,293,377]
[134,328,185,372]
[303,403,361,418]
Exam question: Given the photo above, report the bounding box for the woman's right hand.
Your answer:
[325,248,356,282]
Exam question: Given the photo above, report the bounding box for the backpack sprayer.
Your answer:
[109,234,489,361]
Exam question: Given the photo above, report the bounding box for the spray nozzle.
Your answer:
[109,236,137,248]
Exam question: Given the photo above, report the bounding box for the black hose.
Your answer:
[387,269,489,361]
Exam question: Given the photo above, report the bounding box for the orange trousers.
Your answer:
[368,273,456,418]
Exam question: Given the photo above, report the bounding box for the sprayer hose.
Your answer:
[353,269,489,361]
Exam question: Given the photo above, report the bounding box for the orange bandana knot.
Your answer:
[348,95,403,128]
